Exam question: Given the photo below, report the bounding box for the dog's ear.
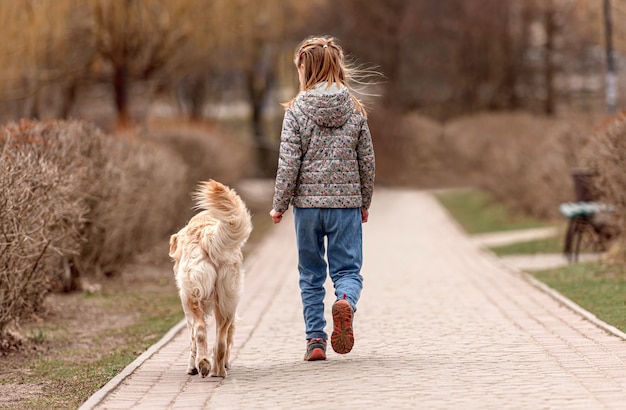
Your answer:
[169,234,179,259]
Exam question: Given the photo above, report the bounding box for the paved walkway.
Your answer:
[81,188,626,409]
[470,226,560,248]
[469,227,601,271]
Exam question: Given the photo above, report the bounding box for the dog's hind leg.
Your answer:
[211,267,241,378]
[224,320,236,370]
[185,298,212,378]
[182,309,198,375]
[211,306,234,378]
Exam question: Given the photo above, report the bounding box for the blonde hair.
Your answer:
[284,36,369,118]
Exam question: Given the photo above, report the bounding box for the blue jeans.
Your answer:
[293,207,364,340]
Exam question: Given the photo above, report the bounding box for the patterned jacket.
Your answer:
[272,83,375,213]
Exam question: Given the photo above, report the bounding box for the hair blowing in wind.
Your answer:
[284,35,381,118]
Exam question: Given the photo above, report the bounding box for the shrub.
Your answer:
[442,112,592,219]
[369,107,447,187]
[0,119,188,337]
[0,120,91,334]
[145,121,255,221]
[147,121,253,183]
[583,115,626,257]
[72,133,188,278]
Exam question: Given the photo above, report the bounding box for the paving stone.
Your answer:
[82,188,626,410]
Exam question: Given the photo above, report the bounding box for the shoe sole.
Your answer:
[331,299,354,354]
[304,347,326,361]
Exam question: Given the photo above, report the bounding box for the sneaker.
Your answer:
[331,297,354,354]
[304,338,327,361]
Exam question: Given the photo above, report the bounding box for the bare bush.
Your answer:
[0,119,189,339]
[369,107,447,187]
[583,115,626,257]
[0,120,90,334]
[145,120,254,219]
[73,134,188,277]
[442,112,592,219]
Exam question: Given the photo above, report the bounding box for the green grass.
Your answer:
[531,262,626,333]
[2,210,274,409]
[436,189,551,234]
[437,188,626,335]
[2,291,184,409]
[489,235,564,256]
[18,351,140,409]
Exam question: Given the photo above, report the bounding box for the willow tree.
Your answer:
[0,0,92,120]
[90,0,198,128]
[190,0,321,175]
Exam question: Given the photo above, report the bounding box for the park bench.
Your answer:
[559,169,616,263]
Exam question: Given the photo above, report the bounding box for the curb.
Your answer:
[520,270,626,342]
[78,319,187,410]
[435,191,626,343]
[483,249,626,343]
[78,231,283,409]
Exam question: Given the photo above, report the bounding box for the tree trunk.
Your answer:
[543,3,556,116]
[246,68,271,176]
[188,76,206,121]
[604,0,617,113]
[60,79,78,119]
[27,90,40,120]
[247,66,266,136]
[246,42,278,177]
[500,0,519,110]
[113,65,132,128]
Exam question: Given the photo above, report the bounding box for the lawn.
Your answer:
[436,188,625,333]
[436,189,551,234]
[489,235,564,256]
[0,281,184,409]
[0,208,272,409]
[532,262,626,333]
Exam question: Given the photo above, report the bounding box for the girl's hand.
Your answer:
[361,209,369,223]
[270,209,284,224]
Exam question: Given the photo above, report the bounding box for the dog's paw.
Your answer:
[187,366,198,376]
[210,366,227,378]
[198,358,211,378]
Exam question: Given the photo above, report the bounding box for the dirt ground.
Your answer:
[0,241,177,408]
[0,181,274,408]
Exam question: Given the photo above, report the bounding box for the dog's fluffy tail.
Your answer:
[193,179,252,249]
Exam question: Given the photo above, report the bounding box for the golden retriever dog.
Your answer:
[169,179,252,378]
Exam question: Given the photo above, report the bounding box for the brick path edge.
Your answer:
[78,320,187,410]
[483,250,626,342]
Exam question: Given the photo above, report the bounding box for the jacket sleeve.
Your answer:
[272,109,302,213]
[357,119,375,209]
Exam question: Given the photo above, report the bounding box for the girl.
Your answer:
[270,36,375,361]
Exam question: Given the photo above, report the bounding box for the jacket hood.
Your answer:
[293,84,354,128]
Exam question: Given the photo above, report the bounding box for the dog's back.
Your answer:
[169,180,252,378]
[192,179,252,260]
[170,180,252,267]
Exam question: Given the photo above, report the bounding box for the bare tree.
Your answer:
[185,0,310,176]
[604,0,617,113]
[312,0,575,117]
[544,0,557,115]
[90,0,196,128]
[0,1,89,119]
